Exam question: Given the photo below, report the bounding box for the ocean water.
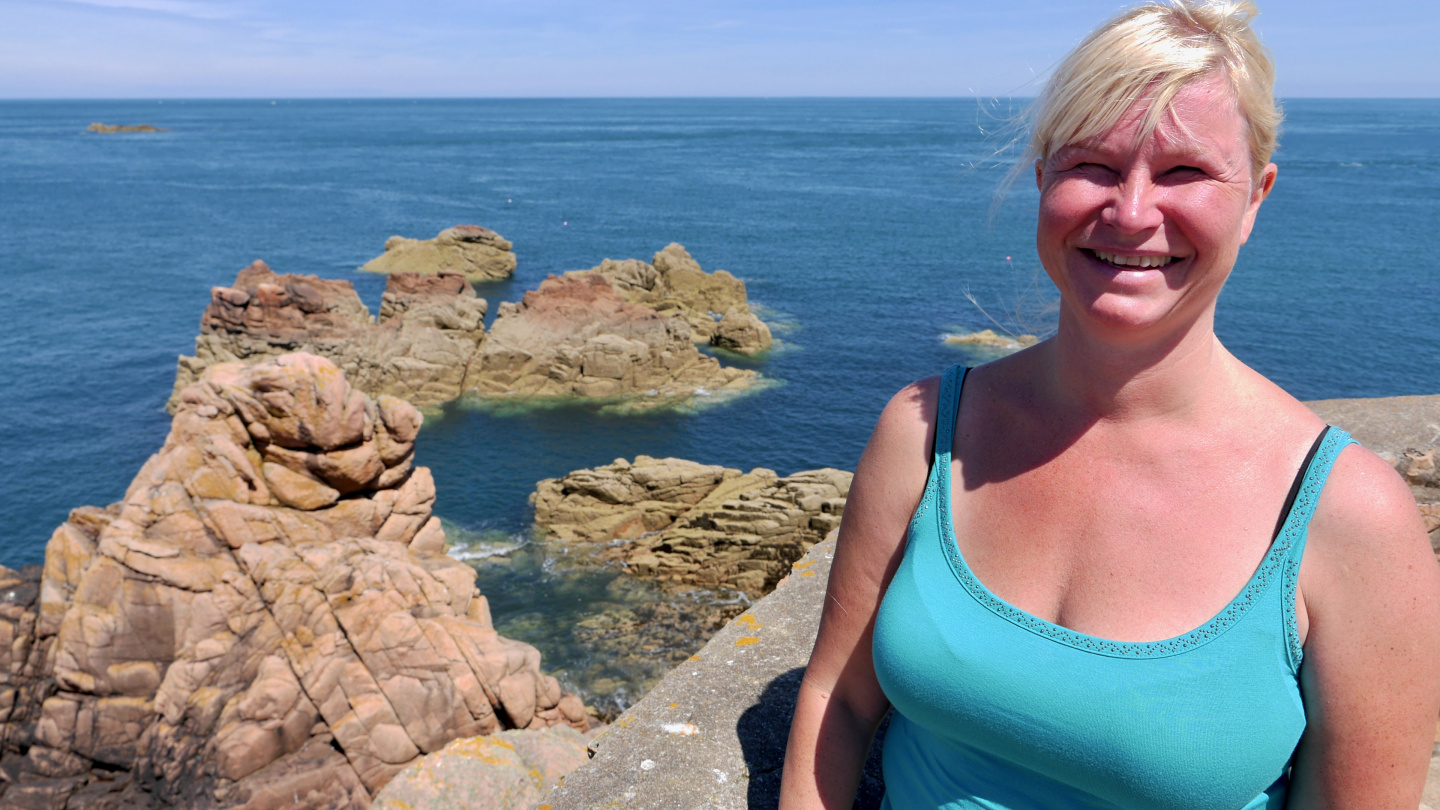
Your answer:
[2,99,1437,703]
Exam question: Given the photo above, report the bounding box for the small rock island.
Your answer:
[172,243,774,412]
[86,123,167,133]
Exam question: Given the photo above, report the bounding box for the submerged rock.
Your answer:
[575,244,772,355]
[361,225,517,282]
[533,456,851,596]
[171,261,488,410]
[472,273,756,404]
[1,354,585,809]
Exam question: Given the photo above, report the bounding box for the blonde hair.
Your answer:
[1026,0,1280,176]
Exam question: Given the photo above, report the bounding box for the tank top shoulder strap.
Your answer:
[1280,425,1358,670]
[933,364,969,465]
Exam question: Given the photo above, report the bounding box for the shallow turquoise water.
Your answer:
[2,99,1436,701]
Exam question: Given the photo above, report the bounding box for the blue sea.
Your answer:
[2,99,1437,704]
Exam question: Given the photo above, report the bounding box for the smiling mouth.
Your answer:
[1084,249,1178,269]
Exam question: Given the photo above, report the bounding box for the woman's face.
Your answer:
[1035,73,1277,340]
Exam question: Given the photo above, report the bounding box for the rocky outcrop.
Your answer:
[373,725,592,810]
[575,244,772,355]
[171,262,488,411]
[174,261,762,413]
[361,226,516,282]
[471,274,756,404]
[87,123,167,134]
[533,457,851,596]
[1,354,585,809]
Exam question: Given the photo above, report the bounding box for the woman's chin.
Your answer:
[1067,294,1184,336]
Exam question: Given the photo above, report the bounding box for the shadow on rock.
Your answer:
[735,666,887,810]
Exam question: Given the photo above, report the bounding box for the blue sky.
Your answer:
[2,0,1436,98]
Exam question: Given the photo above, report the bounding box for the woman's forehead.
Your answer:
[1059,77,1247,162]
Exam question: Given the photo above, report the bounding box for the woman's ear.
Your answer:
[1035,159,1044,191]
[1239,162,1278,244]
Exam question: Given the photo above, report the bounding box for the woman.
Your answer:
[780,2,1440,808]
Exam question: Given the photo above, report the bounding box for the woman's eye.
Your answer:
[1163,165,1206,177]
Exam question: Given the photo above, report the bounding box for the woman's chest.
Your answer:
[947,454,1291,644]
[873,514,1306,810]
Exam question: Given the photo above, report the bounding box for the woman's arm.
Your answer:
[779,377,940,809]
[1289,445,1440,808]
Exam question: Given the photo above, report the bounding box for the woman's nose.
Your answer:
[1104,176,1164,233]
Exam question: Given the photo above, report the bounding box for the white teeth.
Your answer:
[1091,249,1174,268]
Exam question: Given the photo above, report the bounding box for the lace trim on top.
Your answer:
[920,364,1353,661]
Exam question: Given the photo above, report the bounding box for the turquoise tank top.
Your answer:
[873,365,1354,810]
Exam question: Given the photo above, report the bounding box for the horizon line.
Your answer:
[4,94,1439,102]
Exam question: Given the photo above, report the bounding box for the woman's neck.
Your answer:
[1042,304,1236,425]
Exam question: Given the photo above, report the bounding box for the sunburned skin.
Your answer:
[1035,72,1276,341]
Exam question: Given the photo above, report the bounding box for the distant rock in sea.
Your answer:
[471,273,756,404]
[573,244,773,355]
[533,456,851,596]
[0,354,585,809]
[171,261,488,411]
[86,123,167,133]
[361,225,517,282]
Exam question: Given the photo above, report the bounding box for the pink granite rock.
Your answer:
[171,262,488,411]
[1,354,585,809]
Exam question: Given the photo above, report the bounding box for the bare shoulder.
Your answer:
[1306,442,1433,578]
[827,374,944,586]
[870,374,943,462]
[1300,438,1440,682]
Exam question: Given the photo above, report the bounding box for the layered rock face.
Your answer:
[1,354,585,809]
[472,274,756,403]
[361,226,516,282]
[576,244,772,355]
[171,262,488,410]
[533,456,851,596]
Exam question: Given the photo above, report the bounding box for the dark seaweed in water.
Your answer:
[449,523,748,719]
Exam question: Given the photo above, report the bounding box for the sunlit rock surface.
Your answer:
[171,262,488,410]
[473,273,757,405]
[573,244,772,355]
[533,456,850,596]
[373,725,592,810]
[1,354,584,809]
[361,225,517,283]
